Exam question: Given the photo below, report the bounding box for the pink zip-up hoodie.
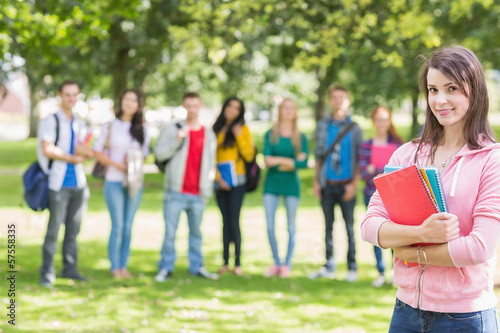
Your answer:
[361,140,500,313]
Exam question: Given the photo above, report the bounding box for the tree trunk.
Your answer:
[314,81,327,121]
[314,65,337,121]
[28,83,41,138]
[110,20,129,103]
[410,86,421,138]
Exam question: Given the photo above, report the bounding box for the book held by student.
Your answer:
[384,164,448,213]
[217,160,238,188]
[370,143,398,168]
[373,165,439,227]
[374,165,440,267]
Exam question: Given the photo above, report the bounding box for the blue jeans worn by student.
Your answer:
[104,181,144,271]
[389,298,499,333]
[158,190,205,275]
[263,193,300,268]
[320,184,357,272]
[40,187,89,281]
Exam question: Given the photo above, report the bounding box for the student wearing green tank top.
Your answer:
[262,98,308,278]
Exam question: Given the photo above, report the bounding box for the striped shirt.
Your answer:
[93,119,151,182]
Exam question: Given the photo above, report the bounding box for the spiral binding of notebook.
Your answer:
[414,166,439,214]
[426,167,448,213]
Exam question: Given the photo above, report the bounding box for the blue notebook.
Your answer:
[217,161,238,187]
[384,165,448,213]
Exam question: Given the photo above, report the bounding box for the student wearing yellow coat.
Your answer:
[212,97,255,276]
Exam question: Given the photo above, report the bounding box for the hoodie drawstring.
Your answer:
[450,156,465,197]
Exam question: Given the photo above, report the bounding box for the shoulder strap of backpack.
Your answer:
[319,121,356,168]
[48,114,60,170]
[174,122,185,150]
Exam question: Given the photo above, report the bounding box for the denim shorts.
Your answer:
[389,298,500,333]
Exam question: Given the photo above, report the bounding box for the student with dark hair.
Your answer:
[362,46,500,332]
[38,80,94,288]
[93,89,150,278]
[154,92,218,282]
[213,97,255,276]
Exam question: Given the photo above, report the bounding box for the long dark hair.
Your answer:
[115,89,145,145]
[414,46,495,163]
[212,97,245,148]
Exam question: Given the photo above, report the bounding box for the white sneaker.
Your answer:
[197,267,218,280]
[308,267,335,279]
[372,275,386,287]
[155,269,169,282]
[345,270,358,282]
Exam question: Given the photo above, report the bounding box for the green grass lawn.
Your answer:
[0,236,396,332]
[0,122,396,332]
[2,120,500,332]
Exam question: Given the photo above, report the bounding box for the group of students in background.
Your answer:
[36,45,500,332]
[36,80,399,287]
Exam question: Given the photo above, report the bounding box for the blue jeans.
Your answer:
[263,193,300,268]
[365,193,385,274]
[320,184,357,272]
[389,298,500,332]
[158,191,206,275]
[40,187,89,281]
[104,181,144,271]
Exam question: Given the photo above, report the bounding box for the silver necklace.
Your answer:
[440,147,463,168]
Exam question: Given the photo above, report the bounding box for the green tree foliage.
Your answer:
[2,0,500,137]
[3,0,110,136]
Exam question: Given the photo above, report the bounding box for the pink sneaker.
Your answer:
[279,266,290,278]
[263,264,280,277]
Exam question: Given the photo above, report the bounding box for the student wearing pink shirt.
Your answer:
[362,46,500,331]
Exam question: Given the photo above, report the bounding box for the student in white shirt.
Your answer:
[38,80,94,288]
[93,89,150,278]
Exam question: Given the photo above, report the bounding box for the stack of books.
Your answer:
[373,165,448,266]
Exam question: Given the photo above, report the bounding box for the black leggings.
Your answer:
[216,185,246,266]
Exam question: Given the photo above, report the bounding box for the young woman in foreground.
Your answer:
[361,46,500,332]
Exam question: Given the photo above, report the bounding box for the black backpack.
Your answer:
[154,122,184,173]
[240,147,261,192]
[23,114,59,211]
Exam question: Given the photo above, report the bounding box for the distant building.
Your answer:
[0,72,30,115]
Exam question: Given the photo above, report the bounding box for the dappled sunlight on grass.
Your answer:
[0,239,397,332]
[4,125,500,331]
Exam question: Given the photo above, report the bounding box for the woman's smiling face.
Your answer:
[427,67,470,130]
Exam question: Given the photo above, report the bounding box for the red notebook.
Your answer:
[370,143,398,168]
[374,165,439,266]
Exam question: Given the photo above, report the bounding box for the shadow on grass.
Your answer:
[2,239,395,332]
